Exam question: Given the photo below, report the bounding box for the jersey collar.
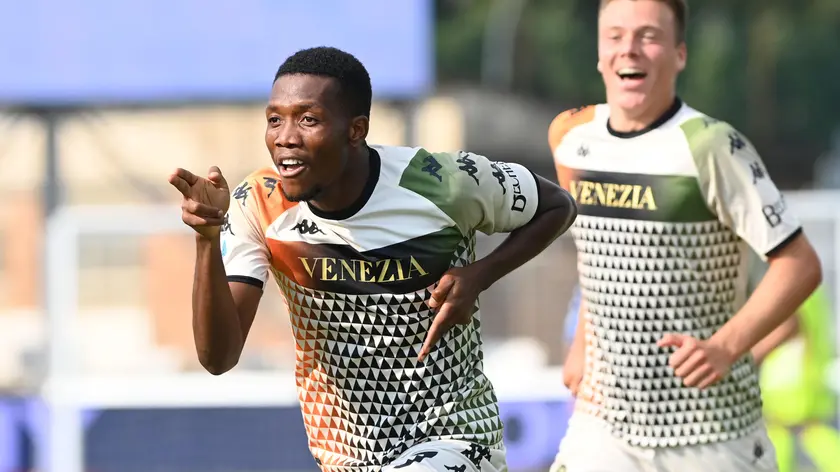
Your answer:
[607,97,683,139]
[307,146,381,221]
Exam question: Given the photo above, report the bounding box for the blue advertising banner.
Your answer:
[0,0,433,106]
[0,397,573,471]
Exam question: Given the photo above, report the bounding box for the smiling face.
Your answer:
[598,0,686,123]
[264,73,363,202]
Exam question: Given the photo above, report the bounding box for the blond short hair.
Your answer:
[599,0,688,43]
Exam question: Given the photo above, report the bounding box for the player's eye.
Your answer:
[301,116,318,125]
[268,116,281,125]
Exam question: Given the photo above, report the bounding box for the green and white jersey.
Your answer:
[220,144,540,470]
[550,100,802,448]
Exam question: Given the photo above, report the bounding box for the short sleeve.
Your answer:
[450,151,540,234]
[690,121,801,260]
[220,179,271,288]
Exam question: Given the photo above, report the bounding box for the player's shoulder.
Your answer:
[392,144,485,180]
[231,166,280,200]
[393,145,496,206]
[230,166,296,217]
[676,106,747,151]
[548,104,601,150]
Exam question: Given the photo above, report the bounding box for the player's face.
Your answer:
[598,0,686,116]
[265,74,353,202]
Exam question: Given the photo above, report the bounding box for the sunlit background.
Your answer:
[1,1,839,471]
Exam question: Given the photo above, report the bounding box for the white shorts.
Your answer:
[550,414,779,472]
[382,440,507,472]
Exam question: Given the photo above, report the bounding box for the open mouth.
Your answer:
[278,158,307,178]
[616,68,648,81]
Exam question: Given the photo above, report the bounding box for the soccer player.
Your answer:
[547,1,823,471]
[168,46,577,472]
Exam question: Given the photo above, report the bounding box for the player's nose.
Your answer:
[273,122,303,148]
[617,36,642,56]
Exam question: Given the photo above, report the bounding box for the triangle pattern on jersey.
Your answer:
[569,214,763,448]
[275,233,503,470]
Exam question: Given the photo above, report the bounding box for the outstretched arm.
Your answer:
[169,167,266,375]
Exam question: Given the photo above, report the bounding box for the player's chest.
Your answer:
[262,206,464,294]
[554,134,713,223]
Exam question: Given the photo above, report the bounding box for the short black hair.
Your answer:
[274,46,372,118]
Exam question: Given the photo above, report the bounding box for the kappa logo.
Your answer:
[729,131,746,155]
[292,219,325,235]
[393,451,438,469]
[749,161,765,184]
[490,162,506,194]
[232,182,251,202]
[220,213,234,235]
[577,144,589,157]
[421,154,443,182]
[456,151,479,185]
[262,177,278,197]
[461,444,492,468]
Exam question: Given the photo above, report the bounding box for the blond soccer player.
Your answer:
[548,1,822,471]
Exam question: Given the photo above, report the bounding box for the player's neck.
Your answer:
[608,94,680,135]
[309,146,372,214]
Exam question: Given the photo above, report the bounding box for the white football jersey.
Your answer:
[221,144,540,470]
[550,100,801,447]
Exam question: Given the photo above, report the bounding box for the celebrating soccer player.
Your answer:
[548,1,822,471]
[169,46,577,471]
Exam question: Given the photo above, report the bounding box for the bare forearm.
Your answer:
[751,314,800,364]
[193,235,244,374]
[712,237,820,362]
[476,191,577,291]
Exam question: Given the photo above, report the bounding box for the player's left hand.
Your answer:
[417,266,485,362]
[657,334,733,389]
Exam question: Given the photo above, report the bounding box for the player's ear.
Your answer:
[597,60,604,74]
[676,42,687,72]
[348,115,369,146]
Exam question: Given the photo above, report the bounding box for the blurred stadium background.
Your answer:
[1,0,839,471]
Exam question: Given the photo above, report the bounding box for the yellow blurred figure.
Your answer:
[751,252,840,472]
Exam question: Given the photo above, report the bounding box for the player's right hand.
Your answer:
[168,166,230,239]
[563,339,585,396]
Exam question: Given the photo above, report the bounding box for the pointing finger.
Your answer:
[168,175,192,197]
[172,168,200,185]
[418,304,454,362]
[657,333,686,349]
